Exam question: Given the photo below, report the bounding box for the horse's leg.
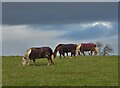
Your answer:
[94,51,97,55]
[50,59,54,65]
[60,53,61,58]
[82,51,85,56]
[27,59,31,65]
[74,53,76,59]
[71,52,72,58]
[88,51,90,55]
[33,59,35,65]
[47,59,51,66]
[63,53,65,58]
[91,51,93,56]
[66,52,68,56]
[78,51,81,56]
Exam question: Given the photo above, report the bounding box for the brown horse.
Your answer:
[22,47,54,65]
[53,44,79,58]
[78,43,99,56]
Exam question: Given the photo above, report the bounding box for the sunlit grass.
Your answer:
[2,56,118,86]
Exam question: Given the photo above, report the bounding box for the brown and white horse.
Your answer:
[77,43,99,56]
[22,47,54,65]
[53,44,81,58]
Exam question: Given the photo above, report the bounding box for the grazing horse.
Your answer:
[78,43,99,56]
[22,47,54,65]
[53,44,80,58]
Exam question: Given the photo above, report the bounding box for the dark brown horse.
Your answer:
[59,48,66,58]
[22,47,54,65]
[53,44,78,58]
[78,43,99,56]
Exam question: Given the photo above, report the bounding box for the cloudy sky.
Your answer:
[2,2,118,55]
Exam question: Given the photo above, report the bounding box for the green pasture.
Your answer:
[2,56,118,86]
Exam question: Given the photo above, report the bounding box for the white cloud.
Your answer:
[80,21,112,29]
[3,25,64,41]
[2,25,65,55]
[2,24,118,55]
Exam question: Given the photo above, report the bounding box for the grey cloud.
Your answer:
[57,25,118,41]
[57,27,102,40]
[2,2,118,25]
[2,0,120,2]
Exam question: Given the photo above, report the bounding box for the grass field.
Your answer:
[2,56,118,86]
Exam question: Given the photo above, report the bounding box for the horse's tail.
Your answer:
[75,44,81,55]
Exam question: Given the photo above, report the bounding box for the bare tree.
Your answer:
[103,44,113,56]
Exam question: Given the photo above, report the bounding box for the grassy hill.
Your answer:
[2,56,118,86]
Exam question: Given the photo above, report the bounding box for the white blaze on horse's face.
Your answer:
[76,44,81,55]
[22,48,32,65]
[22,57,27,65]
[95,47,99,54]
[96,47,99,51]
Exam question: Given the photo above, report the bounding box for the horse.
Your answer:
[78,43,99,56]
[59,48,66,58]
[22,47,54,65]
[58,45,71,58]
[53,44,81,58]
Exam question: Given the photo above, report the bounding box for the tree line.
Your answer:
[96,41,113,56]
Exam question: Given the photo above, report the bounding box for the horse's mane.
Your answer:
[53,44,64,57]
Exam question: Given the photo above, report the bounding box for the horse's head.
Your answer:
[75,44,81,55]
[76,44,81,50]
[22,48,31,65]
[94,47,99,55]
[22,56,27,65]
[53,44,63,58]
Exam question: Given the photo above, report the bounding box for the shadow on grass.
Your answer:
[17,63,52,67]
[29,63,47,66]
